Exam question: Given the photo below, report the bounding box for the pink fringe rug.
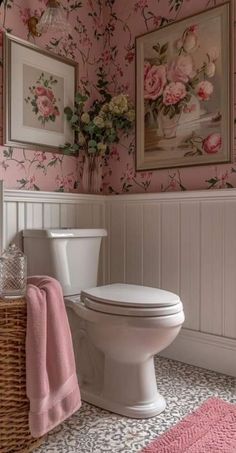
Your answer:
[141,398,236,453]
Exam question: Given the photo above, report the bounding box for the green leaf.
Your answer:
[160,42,168,54]
[206,178,217,186]
[71,114,79,123]
[17,178,27,186]
[88,139,97,148]
[153,44,160,53]
[64,106,73,116]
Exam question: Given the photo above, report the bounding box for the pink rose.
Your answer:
[102,50,112,64]
[134,0,148,11]
[46,89,55,101]
[34,152,47,162]
[53,107,60,116]
[144,64,167,100]
[35,86,47,96]
[188,25,198,33]
[167,55,194,83]
[125,50,135,63]
[144,61,151,78]
[163,82,187,105]
[202,133,222,154]
[37,96,54,117]
[196,80,213,101]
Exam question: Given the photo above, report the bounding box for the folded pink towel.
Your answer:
[26,276,81,438]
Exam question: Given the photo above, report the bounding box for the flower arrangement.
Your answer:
[24,72,60,127]
[64,81,135,157]
[144,24,219,139]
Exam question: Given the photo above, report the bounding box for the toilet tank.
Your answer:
[23,229,107,296]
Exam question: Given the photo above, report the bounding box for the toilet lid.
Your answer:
[81,284,183,317]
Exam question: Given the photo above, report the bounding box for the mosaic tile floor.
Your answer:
[35,357,236,453]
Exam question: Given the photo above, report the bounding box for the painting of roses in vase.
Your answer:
[136,3,232,170]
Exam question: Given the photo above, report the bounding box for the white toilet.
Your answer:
[23,228,185,419]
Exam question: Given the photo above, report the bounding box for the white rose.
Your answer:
[205,62,215,78]
[175,39,183,50]
[183,32,198,52]
[208,47,219,62]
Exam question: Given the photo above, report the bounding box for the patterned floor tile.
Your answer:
[35,357,236,453]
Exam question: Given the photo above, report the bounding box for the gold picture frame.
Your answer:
[136,2,233,171]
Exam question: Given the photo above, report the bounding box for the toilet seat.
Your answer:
[81,283,183,317]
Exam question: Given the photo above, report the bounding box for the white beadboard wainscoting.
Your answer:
[0,183,106,284]
[1,181,236,377]
[105,190,236,377]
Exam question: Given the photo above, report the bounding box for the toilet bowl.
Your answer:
[23,228,185,418]
[66,283,184,418]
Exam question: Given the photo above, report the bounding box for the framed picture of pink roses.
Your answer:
[3,33,77,152]
[136,3,233,171]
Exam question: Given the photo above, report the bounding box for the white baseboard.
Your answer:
[160,328,236,378]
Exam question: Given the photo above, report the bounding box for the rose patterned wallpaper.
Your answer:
[0,0,235,193]
[102,0,236,194]
[0,0,103,191]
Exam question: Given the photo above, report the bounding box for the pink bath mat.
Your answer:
[141,398,236,453]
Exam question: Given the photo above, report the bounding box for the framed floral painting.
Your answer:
[136,3,233,171]
[3,33,77,152]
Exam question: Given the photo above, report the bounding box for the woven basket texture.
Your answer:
[0,297,44,453]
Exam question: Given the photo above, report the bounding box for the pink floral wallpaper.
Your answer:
[0,0,235,193]
[0,0,103,191]
[102,0,236,194]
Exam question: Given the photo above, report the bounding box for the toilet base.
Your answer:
[81,388,166,418]
[79,355,166,418]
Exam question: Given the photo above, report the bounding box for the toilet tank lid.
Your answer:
[23,228,107,238]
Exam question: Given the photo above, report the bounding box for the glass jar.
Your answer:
[0,244,27,299]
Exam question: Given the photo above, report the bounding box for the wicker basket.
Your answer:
[0,297,44,453]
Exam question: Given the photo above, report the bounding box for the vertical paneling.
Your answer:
[109,203,125,283]
[25,203,43,228]
[1,191,106,286]
[161,202,180,293]
[76,203,93,227]
[2,188,236,349]
[60,203,76,227]
[92,203,104,228]
[126,203,143,284]
[16,202,26,249]
[4,202,17,246]
[224,201,236,338]
[180,202,200,330]
[0,181,3,253]
[201,201,224,335]
[143,203,161,287]
[43,203,60,228]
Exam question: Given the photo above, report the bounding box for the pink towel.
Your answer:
[26,276,81,438]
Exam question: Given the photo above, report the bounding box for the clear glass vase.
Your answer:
[0,244,27,299]
[81,155,103,193]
